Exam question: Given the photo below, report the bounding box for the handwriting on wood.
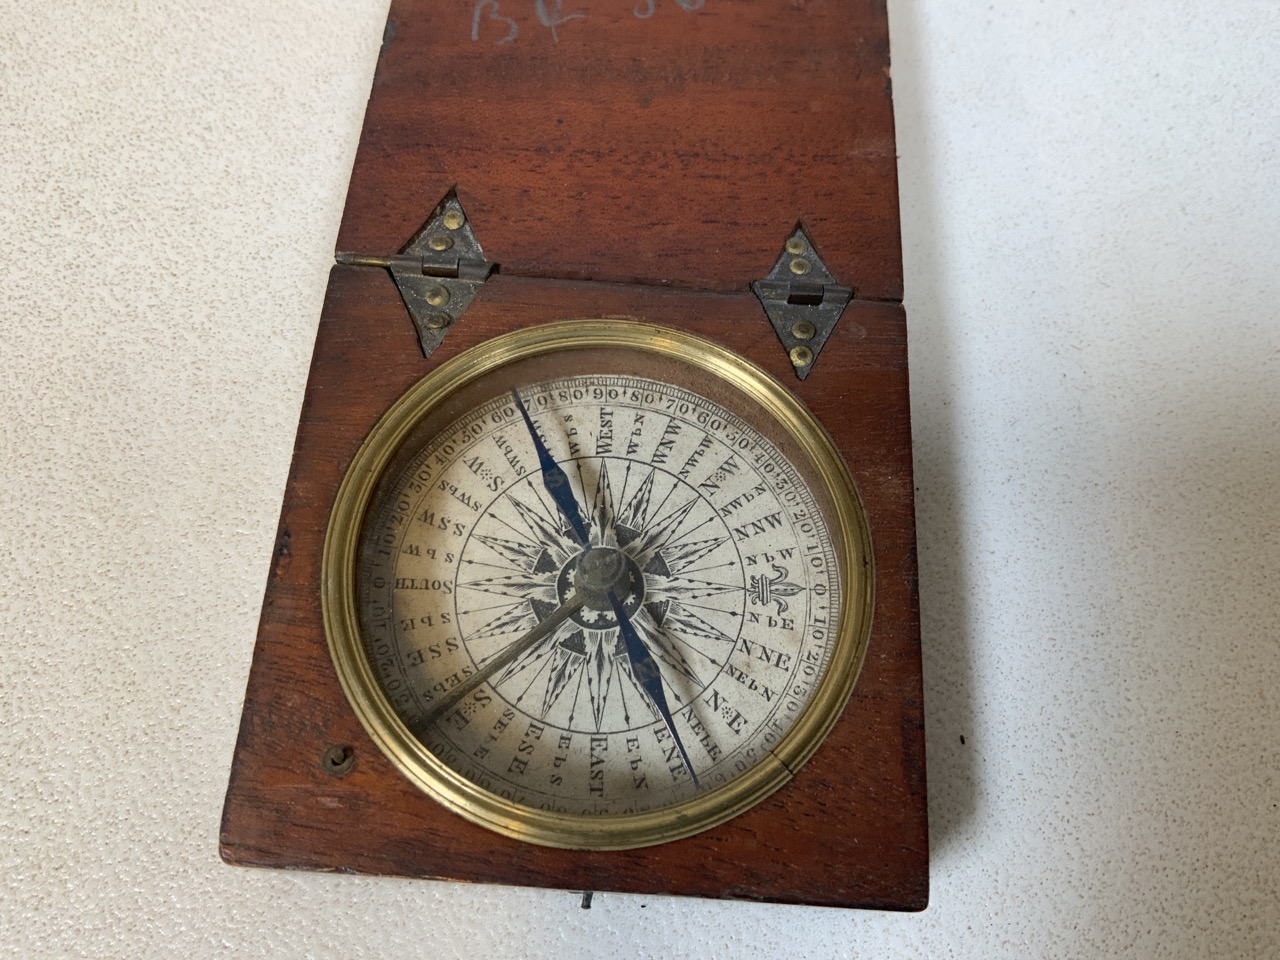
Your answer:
[472,0,706,45]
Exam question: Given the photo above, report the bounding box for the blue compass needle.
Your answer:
[511,390,590,546]
[510,388,699,786]
[609,590,699,787]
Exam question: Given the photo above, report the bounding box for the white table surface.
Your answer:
[3,1,1277,957]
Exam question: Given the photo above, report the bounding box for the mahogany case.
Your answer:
[220,0,927,910]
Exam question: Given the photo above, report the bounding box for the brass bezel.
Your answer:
[322,319,874,849]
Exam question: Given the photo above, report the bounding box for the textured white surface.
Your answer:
[2,0,1277,957]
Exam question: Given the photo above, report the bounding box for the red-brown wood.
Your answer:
[339,0,903,300]
[220,270,926,909]
[221,0,926,909]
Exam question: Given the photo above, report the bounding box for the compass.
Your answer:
[322,321,872,848]
[219,0,928,909]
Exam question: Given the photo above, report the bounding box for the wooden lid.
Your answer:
[335,0,903,300]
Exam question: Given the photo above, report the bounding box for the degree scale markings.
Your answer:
[357,374,841,815]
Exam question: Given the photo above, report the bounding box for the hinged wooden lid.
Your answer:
[335,0,903,299]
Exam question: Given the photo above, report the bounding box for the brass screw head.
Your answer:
[428,235,453,251]
[789,256,811,276]
[791,320,817,341]
[789,345,814,368]
[425,285,450,307]
[442,209,465,230]
[785,236,806,255]
[425,314,453,330]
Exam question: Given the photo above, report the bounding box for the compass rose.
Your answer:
[456,459,742,734]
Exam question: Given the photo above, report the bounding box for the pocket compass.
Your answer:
[220,0,928,909]
[322,321,872,849]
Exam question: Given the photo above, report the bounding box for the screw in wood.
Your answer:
[322,744,355,776]
[442,209,466,230]
[791,320,817,341]
[789,256,811,275]
[785,236,806,255]
[428,235,454,251]
[425,285,451,307]
[789,345,814,368]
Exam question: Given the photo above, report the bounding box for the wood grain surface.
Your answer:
[338,0,902,300]
[221,0,926,910]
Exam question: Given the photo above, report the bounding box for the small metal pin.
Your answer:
[442,209,465,230]
[580,891,594,909]
[789,257,811,276]
[334,253,394,268]
[789,345,814,368]
[791,320,816,341]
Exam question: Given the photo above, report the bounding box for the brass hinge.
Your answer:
[334,252,495,282]
[751,225,853,380]
[335,188,496,358]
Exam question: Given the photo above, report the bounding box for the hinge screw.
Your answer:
[791,320,816,340]
[425,285,451,307]
[425,314,452,330]
[442,210,466,230]
[789,345,814,368]
[427,235,454,251]
[785,237,806,255]
[789,257,811,276]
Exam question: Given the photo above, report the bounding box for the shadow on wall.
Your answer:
[885,0,978,858]
[888,1,1280,939]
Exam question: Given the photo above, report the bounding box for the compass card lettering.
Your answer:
[320,322,873,851]
[359,374,841,820]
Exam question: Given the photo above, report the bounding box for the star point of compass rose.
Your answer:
[457,458,743,732]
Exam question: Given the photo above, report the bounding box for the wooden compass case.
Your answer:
[220,0,927,910]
